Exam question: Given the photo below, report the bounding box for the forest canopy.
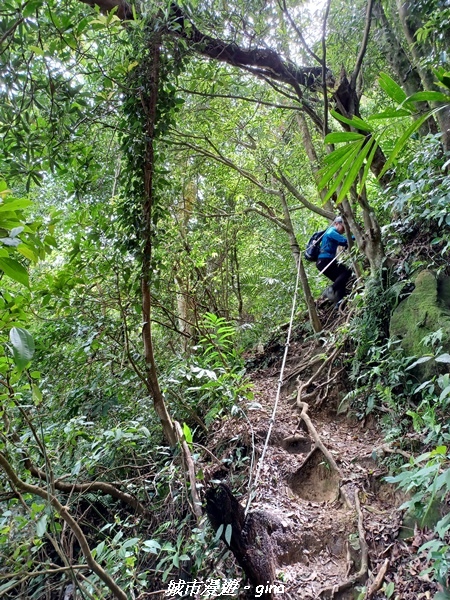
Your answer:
[1,0,450,598]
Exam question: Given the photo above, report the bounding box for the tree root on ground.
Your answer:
[318,491,368,598]
[295,402,369,597]
[366,558,390,598]
[296,401,352,509]
[296,346,343,406]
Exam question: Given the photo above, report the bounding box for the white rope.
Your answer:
[244,228,349,513]
[245,252,303,515]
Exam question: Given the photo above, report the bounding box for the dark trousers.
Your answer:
[316,257,352,302]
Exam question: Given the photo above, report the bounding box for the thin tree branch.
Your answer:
[0,17,24,49]
[178,86,302,111]
[350,0,375,90]
[275,170,335,219]
[24,460,152,519]
[279,0,323,65]
[169,133,281,195]
[0,452,127,600]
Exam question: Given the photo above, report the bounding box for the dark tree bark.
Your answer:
[206,484,278,600]
[76,0,332,91]
[78,0,132,19]
[140,37,177,447]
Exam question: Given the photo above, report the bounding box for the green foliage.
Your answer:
[0,182,53,287]
[163,313,253,428]
[383,135,450,242]
[386,447,450,593]
[319,73,450,204]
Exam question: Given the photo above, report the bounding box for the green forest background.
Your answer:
[1,0,450,597]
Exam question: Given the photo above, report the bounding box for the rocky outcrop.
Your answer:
[389,270,450,380]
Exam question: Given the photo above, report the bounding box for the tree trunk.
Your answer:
[397,0,450,149]
[279,192,322,333]
[141,38,177,447]
[206,484,278,600]
[372,0,438,135]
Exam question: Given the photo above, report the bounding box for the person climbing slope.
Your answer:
[316,216,352,304]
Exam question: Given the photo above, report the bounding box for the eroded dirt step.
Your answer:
[207,372,415,598]
[245,376,386,597]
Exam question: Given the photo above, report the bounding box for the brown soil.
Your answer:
[204,343,441,600]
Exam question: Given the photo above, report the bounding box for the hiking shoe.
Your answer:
[322,286,337,302]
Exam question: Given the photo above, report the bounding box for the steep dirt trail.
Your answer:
[246,373,383,598]
[216,364,439,599]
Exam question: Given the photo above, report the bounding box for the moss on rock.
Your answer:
[389,271,450,380]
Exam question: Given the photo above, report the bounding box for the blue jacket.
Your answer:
[318,226,348,259]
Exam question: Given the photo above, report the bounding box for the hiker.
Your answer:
[316,216,352,303]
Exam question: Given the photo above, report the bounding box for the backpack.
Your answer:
[304,230,326,262]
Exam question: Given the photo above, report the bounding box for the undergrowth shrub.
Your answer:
[162,313,253,429]
[386,447,450,597]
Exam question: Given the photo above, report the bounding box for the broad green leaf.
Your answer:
[324,132,365,144]
[379,72,407,104]
[32,384,42,405]
[435,513,450,538]
[0,257,29,287]
[378,113,431,179]
[0,237,20,247]
[182,422,193,445]
[330,110,373,132]
[142,539,161,554]
[336,137,375,204]
[36,514,47,537]
[318,143,360,189]
[16,244,38,262]
[214,524,224,542]
[323,139,365,203]
[0,198,31,212]
[322,143,357,165]
[434,68,450,91]
[225,524,232,545]
[384,582,395,598]
[368,108,412,120]
[359,137,379,193]
[29,45,45,56]
[95,541,106,558]
[436,353,450,363]
[405,91,450,104]
[440,385,450,401]
[431,445,447,455]
[406,355,433,370]
[10,327,35,371]
[23,0,44,17]
[0,581,19,594]
[10,226,24,238]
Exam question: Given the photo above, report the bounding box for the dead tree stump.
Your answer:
[205,483,277,599]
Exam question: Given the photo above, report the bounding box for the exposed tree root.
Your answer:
[318,491,368,598]
[284,354,323,386]
[296,346,343,405]
[296,402,369,597]
[366,558,390,598]
[296,401,352,509]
